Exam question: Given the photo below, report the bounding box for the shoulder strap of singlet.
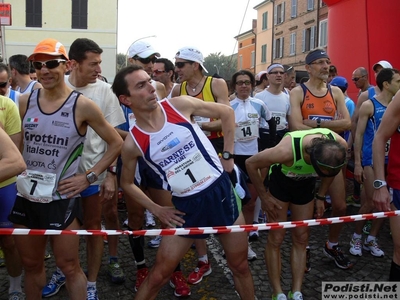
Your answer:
[293,137,302,162]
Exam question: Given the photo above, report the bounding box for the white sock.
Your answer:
[9,275,22,294]
[366,235,376,243]
[327,241,338,249]
[87,281,96,288]
[352,233,362,240]
[198,254,208,264]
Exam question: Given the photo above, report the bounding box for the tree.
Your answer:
[204,52,237,81]
[116,53,127,71]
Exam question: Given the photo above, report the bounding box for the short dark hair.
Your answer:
[9,54,30,75]
[329,65,338,74]
[155,58,175,81]
[376,68,400,91]
[69,38,103,63]
[231,70,255,91]
[112,65,144,98]
[0,62,11,78]
[283,65,294,74]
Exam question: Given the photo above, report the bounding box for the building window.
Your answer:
[26,0,42,27]
[239,55,243,70]
[302,26,316,52]
[251,38,255,44]
[319,19,328,47]
[251,51,255,68]
[291,0,297,18]
[320,0,327,7]
[290,32,296,55]
[261,44,267,63]
[307,0,314,11]
[274,2,285,25]
[239,42,243,48]
[262,12,268,30]
[72,0,88,29]
[273,37,284,59]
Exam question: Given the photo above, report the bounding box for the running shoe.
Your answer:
[122,218,128,228]
[323,242,354,269]
[363,220,372,235]
[86,285,99,300]
[107,261,126,284]
[288,291,303,300]
[147,236,162,248]
[169,271,191,297]
[349,236,362,256]
[8,291,26,300]
[187,261,212,285]
[346,195,361,207]
[272,293,287,300]
[249,222,259,242]
[145,209,156,227]
[248,245,257,261]
[44,251,51,260]
[363,239,384,257]
[135,267,149,292]
[42,269,66,298]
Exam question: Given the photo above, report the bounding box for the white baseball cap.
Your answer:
[372,60,392,72]
[128,40,160,59]
[255,71,267,81]
[175,46,208,73]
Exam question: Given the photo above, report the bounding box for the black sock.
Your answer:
[128,226,145,265]
[389,261,400,281]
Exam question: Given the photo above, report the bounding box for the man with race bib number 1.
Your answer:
[112,65,254,300]
[8,38,123,299]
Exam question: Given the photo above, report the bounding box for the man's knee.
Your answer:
[267,230,286,248]
[0,235,16,251]
[227,256,251,276]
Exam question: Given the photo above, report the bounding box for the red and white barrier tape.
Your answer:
[1,210,398,236]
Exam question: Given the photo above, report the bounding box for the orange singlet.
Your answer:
[300,83,337,122]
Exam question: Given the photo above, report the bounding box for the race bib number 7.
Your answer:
[17,170,56,203]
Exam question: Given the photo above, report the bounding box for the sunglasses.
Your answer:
[32,59,66,70]
[0,81,8,88]
[269,71,285,75]
[153,69,166,75]
[175,61,193,69]
[135,56,157,64]
[236,80,251,86]
[352,75,366,82]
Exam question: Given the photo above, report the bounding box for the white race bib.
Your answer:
[235,120,259,142]
[17,170,56,203]
[385,138,391,157]
[271,111,287,131]
[166,150,212,195]
[193,116,211,136]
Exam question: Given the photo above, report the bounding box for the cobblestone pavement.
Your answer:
[0,184,394,299]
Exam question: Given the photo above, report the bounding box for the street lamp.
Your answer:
[125,35,156,66]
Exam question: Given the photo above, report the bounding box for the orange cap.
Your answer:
[28,38,68,61]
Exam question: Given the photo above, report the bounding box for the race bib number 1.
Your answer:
[16,170,56,203]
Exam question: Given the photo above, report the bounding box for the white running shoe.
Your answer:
[349,236,362,256]
[148,236,162,248]
[363,238,384,257]
[145,209,156,227]
[247,245,257,261]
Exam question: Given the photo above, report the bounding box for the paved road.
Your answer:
[0,196,394,299]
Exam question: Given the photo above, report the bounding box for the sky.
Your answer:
[117,0,261,61]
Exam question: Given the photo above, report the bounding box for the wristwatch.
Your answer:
[107,166,117,175]
[373,180,387,189]
[221,151,234,160]
[316,118,321,128]
[86,170,98,184]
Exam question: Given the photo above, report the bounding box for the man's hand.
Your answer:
[354,164,364,184]
[58,174,90,198]
[314,199,325,218]
[261,195,282,222]
[152,206,186,229]
[99,175,116,203]
[373,188,391,212]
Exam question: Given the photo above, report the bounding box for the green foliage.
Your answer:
[116,53,127,71]
[203,52,237,81]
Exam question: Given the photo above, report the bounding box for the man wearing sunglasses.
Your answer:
[289,48,352,270]
[0,62,20,105]
[246,128,347,300]
[128,40,166,100]
[349,68,400,259]
[9,38,123,300]
[152,58,177,99]
[8,54,42,94]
